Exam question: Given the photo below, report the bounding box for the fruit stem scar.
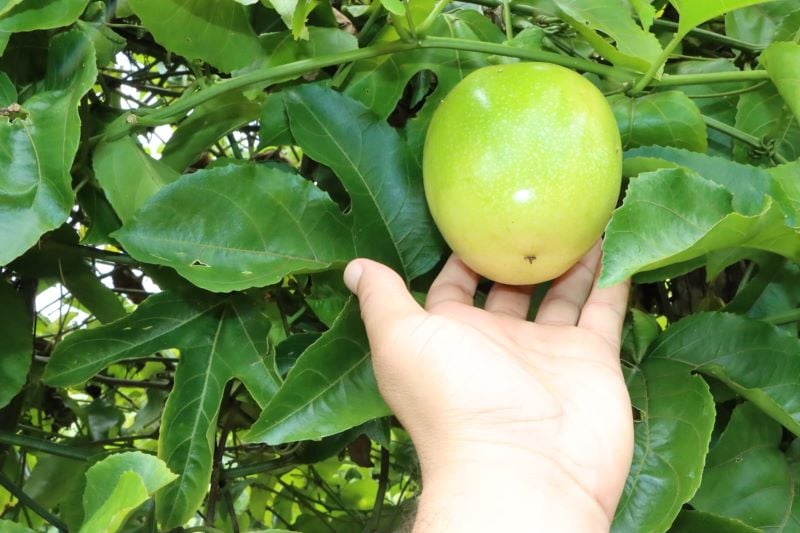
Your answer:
[524,255,537,264]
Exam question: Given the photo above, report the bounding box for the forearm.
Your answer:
[412,457,612,532]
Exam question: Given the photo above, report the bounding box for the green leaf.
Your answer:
[761,41,800,125]
[630,308,661,364]
[601,167,800,286]
[128,0,262,72]
[663,59,747,158]
[114,163,355,292]
[0,0,24,17]
[670,0,783,38]
[0,71,15,105]
[75,18,126,67]
[691,403,796,529]
[650,312,800,435]
[60,257,127,323]
[0,0,89,32]
[262,0,317,39]
[160,91,262,172]
[773,8,800,42]
[770,161,800,227]
[284,84,444,280]
[608,91,708,151]
[552,0,663,71]
[93,136,181,224]
[378,0,405,16]
[245,299,390,444]
[44,291,281,529]
[256,26,357,70]
[344,10,504,119]
[724,1,800,46]
[669,511,761,532]
[260,92,293,148]
[80,451,176,533]
[0,520,34,533]
[0,30,97,265]
[156,296,279,528]
[0,281,30,408]
[613,358,715,532]
[735,81,800,165]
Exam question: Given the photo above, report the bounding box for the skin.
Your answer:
[343,240,632,532]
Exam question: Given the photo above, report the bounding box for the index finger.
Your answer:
[577,274,631,352]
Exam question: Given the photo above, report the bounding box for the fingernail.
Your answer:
[343,261,363,294]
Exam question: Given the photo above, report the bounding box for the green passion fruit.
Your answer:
[423,62,622,285]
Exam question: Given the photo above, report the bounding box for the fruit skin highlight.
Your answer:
[423,62,622,285]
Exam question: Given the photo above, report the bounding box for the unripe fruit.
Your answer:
[423,62,622,285]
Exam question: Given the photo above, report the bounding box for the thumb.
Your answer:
[343,259,423,345]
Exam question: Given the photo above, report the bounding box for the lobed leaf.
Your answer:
[114,163,355,292]
[128,0,262,72]
[613,358,715,533]
[44,291,281,530]
[552,0,663,71]
[649,312,800,435]
[245,299,390,444]
[608,91,708,152]
[284,84,444,280]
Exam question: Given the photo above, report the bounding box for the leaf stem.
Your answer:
[702,115,761,146]
[0,471,69,532]
[651,19,763,53]
[0,431,93,461]
[502,0,513,40]
[629,33,682,95]
[687,81,769,99]
[416,0,451,36]
[762,308,800,325]
[100,36,633,143]
[654,69,770,87]
[369,447,391,531]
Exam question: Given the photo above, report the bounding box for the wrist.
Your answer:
[414,450,611,532]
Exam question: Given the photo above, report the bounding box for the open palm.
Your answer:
[345,241,632,522]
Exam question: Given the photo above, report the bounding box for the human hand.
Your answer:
[343,241,632,532]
